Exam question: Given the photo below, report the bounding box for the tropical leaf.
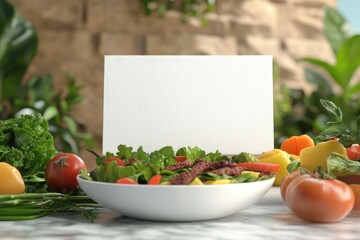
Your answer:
[0,0,37,101]
[324,6,352,54]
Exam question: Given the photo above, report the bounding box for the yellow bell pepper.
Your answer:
[204,179,231,185]
[258,149,291,186]
[0,162,25,194]
[190,177,204,185]
[258,149,284,160]
[300,139,347,172]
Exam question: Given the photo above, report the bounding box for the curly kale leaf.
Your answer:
[0,114,57,176]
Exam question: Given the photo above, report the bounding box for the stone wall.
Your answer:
[10,0,337,154]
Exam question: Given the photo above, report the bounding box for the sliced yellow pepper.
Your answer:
[300,140,347,172]
[258,149,291,186]
[190,177,204,185]
[204,179,231,185]
[0,162,25,194]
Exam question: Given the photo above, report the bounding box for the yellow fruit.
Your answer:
[190,177,204,185]
[258,149,291,186]
[300,140,347,172]
[0,162,25,194]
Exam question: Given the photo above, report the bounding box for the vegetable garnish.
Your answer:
[82,145,277,185]
[0,193,101,221]
[236,162,280,173]
[280,134,315,156]
[0,114,57,192]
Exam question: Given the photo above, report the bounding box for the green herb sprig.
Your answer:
[317,99,360,147]
[0,193,101,221]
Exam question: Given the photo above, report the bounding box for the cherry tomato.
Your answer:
[175,156,187,162]
[116,177,137,184]
[148,174,162,185]
[45,153,86,194]
[346,144,360,161]
[286,175,355,222]
[104,157,126,166]
[280,170,303,204]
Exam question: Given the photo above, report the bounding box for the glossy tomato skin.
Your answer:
[280,170,303,204]
[286,176,355,223]
[45,153,86,194]
[346,144,360,161]
[349,184,360,213]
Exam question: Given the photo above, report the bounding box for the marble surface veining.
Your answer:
[1,188,359,240]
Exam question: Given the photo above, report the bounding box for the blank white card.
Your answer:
[103,55,273,154]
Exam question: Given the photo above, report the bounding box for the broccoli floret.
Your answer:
[232,152,258,163]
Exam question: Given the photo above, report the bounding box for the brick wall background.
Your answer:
[10,0,337,154]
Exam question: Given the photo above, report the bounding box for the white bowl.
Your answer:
[77,176,274,221]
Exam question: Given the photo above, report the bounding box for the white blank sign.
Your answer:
[103,55,273,154]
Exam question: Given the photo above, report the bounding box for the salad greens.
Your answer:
[0,114,58,192]
[83,145,274,185]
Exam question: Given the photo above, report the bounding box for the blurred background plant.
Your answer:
[0,0,94,154]
[2,0,359,152]
[140,0,216,26]
[274,6,360,147]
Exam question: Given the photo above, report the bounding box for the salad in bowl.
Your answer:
[78,145,278,221]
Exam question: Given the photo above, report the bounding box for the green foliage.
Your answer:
[0,114,57,176]
[0,0,94,154]
[274,7,360,147]
[139,0,216,26]
[0,0,37,111]
[11,74,94,154]
[317,99,360,148]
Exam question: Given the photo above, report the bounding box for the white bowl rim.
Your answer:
[77,174,275,189]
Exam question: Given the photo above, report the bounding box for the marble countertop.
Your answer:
[1,187,359,240]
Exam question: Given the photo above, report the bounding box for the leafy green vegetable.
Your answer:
[176,147,186,156]
[0,114,57,191]
[96,161,136,183]
[159,146,175,158]
[186,146,206,161]
[327,152,360,177]
[116,144,133,160]
[231,173,258,183]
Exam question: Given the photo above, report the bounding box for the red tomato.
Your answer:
[148,174,162,185]
[45,153,86,194]
[175,156,187,162]
[104,157,126,166]
[286,175,355,223]
[346,144,360,161]
[116,177,137,184]
[349,184,360,213]
[280,170,304,204]
[236,162,280,173]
